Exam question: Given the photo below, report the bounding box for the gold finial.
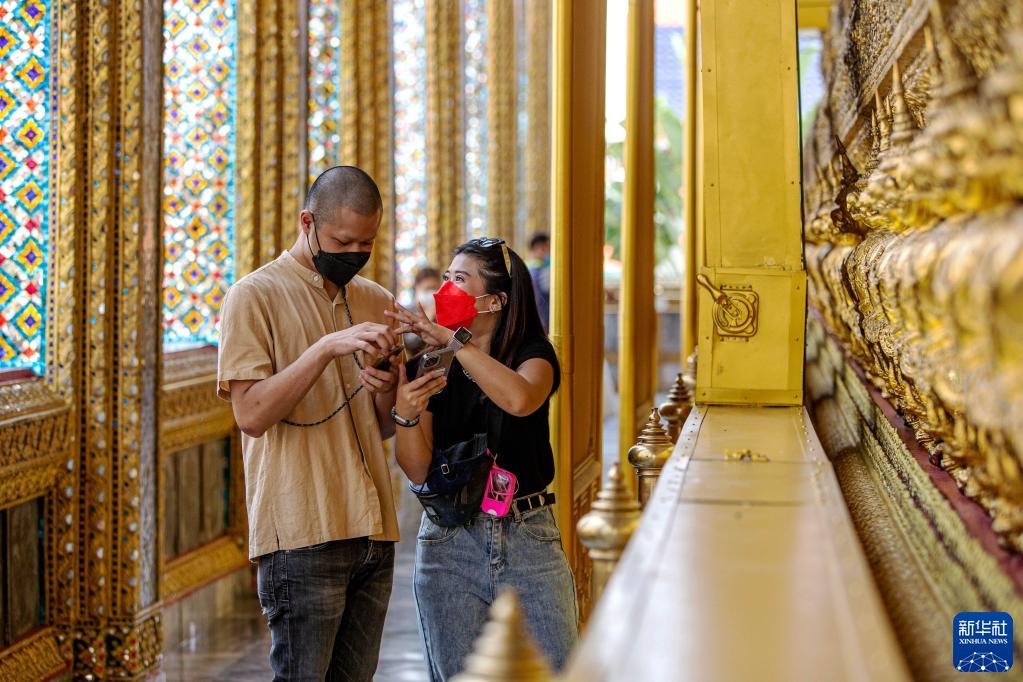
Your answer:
[452,590,554,682]
[659,373,694,443]
[929,0,973,98]
[889,59,915,146]
[875,90,891,153]
[577,464,642,605]
[683,348,697,391]
[627,408,674,506]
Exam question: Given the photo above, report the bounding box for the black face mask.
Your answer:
[306,217,371,288]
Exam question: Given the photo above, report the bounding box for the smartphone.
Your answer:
[407,347,455,380]
[372,345,404,372]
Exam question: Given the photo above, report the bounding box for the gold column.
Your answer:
[340,0,394,287]
[257,0,283,265]
[74,0,163,673]
[694,0,804,405]
[280,0,304,258]
[681,0,698,362]
[427,0,465,269]
[524,0,550,246]
[550,0,607,622]
[487,0,516,237]
[617,0,657,472]
[235,0,259,275]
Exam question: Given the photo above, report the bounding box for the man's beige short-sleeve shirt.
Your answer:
[217,250,399,559]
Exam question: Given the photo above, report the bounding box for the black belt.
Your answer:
[511,491,556,519]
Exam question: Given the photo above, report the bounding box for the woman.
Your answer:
[387,238,578,680]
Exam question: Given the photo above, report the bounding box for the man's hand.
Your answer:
[318,322,397,359]
[360,364,398,395]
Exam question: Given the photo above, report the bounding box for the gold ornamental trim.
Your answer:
[0,628,69,682]
[0,459,59,510]
[162,534,249,603]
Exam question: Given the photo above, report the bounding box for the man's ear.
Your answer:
[299,209,314,233]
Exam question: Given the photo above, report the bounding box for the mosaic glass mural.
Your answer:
[392,0,428,303]
[162,0,237,349]
[0,0,51,374]
[307,0,341,187]
[463,0,488,240]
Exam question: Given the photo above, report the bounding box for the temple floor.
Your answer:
[157,486,429,681]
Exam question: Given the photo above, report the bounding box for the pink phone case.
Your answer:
[481,465,518,517]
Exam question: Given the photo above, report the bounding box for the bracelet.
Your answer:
[390,406,421,428]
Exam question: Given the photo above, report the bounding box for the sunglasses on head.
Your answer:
[468,237,512,276]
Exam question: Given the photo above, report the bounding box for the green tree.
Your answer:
[604,95,685,278]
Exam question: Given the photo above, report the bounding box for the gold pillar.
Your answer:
[576,464,642,604]
[694,0,805,405]
[487,0,517,237]
[280,0,304,259]
[524,0,551,246]
[681,0,699,362]
[617,0,657,473]
[235,0,259,275]
[550,0,607,622]
[340,0,394,287]
[257,0,282,265]
[427,0,465,269]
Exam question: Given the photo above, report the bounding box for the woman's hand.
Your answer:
[395,364,448,420]
[386,303,453,348]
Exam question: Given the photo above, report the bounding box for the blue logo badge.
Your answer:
[954,612,1013,673]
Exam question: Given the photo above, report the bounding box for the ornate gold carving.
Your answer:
[162,535,249,603]
[805,0,1023,552]
[0,460,58,509]
[73,614,163,679]
[258,0,282,267]
[426,0,465,268]
[806,316,1023,675]
[0,628,70,681]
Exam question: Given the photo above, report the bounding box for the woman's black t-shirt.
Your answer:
[426,335,561,497]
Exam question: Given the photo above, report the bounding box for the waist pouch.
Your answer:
[409,433,495,527]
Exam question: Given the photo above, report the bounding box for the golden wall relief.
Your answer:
[804,0,1023,553]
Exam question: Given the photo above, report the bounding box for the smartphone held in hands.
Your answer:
[407,347,456,380]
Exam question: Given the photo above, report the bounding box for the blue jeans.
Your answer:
[413,507,578,680]
[257,538,395,681]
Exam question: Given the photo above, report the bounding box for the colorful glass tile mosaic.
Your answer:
[463,0,488,240]
[0,0,51,374]
[307,0,341,188]
[392,0,428,304]
[162,0,237,349]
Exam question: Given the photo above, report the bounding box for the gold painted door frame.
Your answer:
[550,0,607,622]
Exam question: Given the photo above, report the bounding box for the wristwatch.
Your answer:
[390,406,420,428]
[446,327,473,352]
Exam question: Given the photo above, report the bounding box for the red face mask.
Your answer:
[433,280,482,330]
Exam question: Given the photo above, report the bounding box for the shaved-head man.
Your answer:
[218,166,402,681]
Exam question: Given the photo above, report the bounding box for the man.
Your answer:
[217,166,402,681]
[527,232,551,330]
